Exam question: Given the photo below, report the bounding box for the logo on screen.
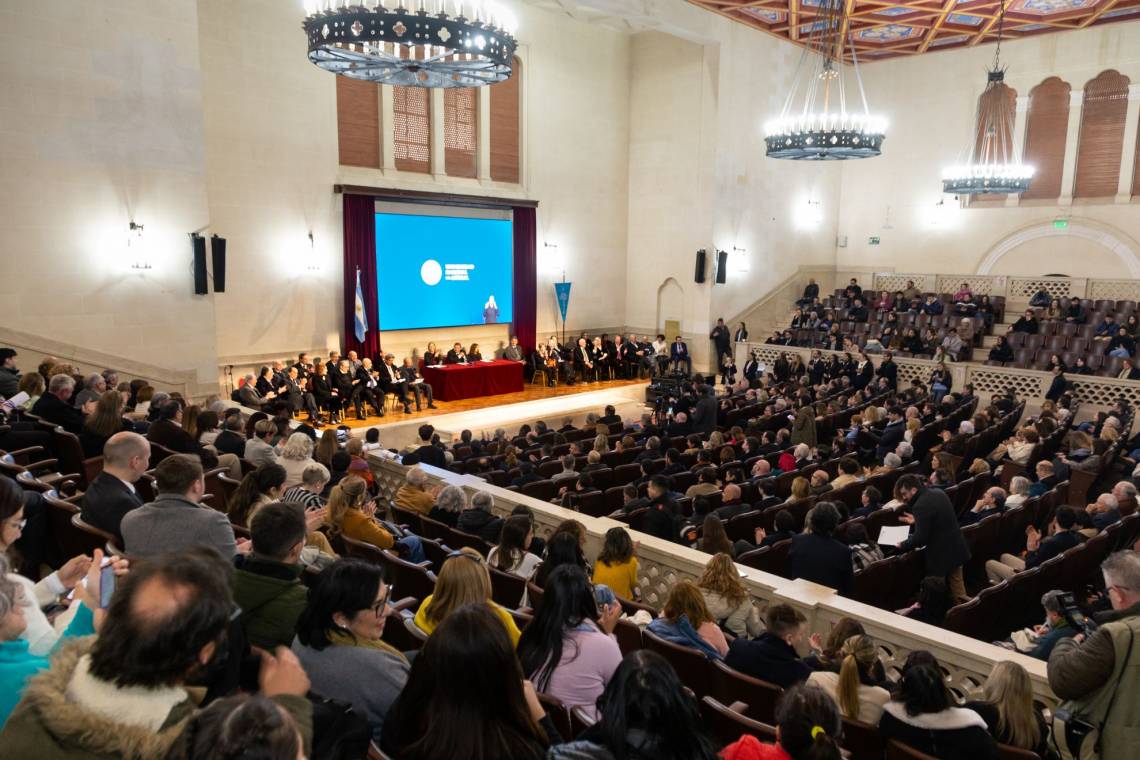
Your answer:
[420,259,443,286]
[445,263,475,281]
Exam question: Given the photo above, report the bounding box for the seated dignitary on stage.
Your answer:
[446,342,468,365]
[503,336,525,362]
[400,357,437,411]
[378,353,413,414]
[574,337,597,382]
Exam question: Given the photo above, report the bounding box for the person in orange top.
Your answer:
[327,475,393,550]
[591,527,639,601]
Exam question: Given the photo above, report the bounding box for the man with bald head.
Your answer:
[80,431,150,543]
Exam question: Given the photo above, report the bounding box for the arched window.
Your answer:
[1074,69,1130,199]
[489,57,521,183]
[971,78,1016,201]
[1021,77,1070,200]
[393,85,431,174]
[444,88,478,179]
[336,78,380,169]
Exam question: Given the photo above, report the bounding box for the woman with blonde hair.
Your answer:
[808,634,890,723]
[787,476,811,503]
[647,580,728,659]
[314,428,339,468]
[280,432,317,488]
[593,434,609,455]
[707,430,725,450]
[413,547,521,645]
[696,553,762,637]
[327,475,393,550]
[965,660,1048,755]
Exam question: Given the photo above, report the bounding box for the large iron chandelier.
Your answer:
[942,0,1033,194]
[302,1,518,88]
[764,0,886,161]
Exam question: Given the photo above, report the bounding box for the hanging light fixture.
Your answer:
[942,0,1033,194]
[764,0,886,161]
[302,1,518,88]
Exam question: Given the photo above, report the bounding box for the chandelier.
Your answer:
[942,0,1033,194]
[764,0,886,161]
[302,1,518,88]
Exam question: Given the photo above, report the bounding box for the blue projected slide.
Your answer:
[375,212,513,331]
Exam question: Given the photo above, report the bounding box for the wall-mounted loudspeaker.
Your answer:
[694,249,707,283]
[715,249,728,284]
[211,235,227,293]
[191,234,208,295]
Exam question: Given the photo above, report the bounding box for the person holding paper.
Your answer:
[400,358,436,411]
[894,473,971,604]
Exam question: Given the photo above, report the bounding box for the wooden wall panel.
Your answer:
[336,77,380,169]
[1074,70,1129,199]
[489,58,520,184]
[1022,77,1070,200]
[394,86,431,174]
[444,88,478,179]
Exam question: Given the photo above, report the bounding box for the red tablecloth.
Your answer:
[422,360,525,401]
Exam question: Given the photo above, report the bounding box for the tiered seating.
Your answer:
[989,298,1140,373]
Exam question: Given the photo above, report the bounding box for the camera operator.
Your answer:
[1047,551,1140,760]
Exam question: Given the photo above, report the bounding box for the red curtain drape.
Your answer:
[342,193,382,360]
[512,206,537,351]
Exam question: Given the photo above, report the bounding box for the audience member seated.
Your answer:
[169,693,309,760]
[518,565,622,721]
[78,390,133,458]
[393,466,434,516]
[720,682,844,760]
[245,418,280,467]
[647,580,728,659]
[724,603,812,688]
[232,501,309,650]
[959,486,1007,527]
[488,514,543,580]
[592,526,640,601]
[121,455,241,559]
[382,604,558,760]
[228,463,288,529]
[413,547,521,646]
[0,550,313,757]
[807,634,890,725]
[986,506,1084,583]
[292,558,409,744]
[428,484,465,528]
[697,552,763,638]
[279,433,317,489]
[1085,492,1121,531]
[964,661,1050,757]
[79,431,149,544]
[457,491,505,544]
[803,616,865,672]
[877,657,996,757]
[898,576,952,627]
[786,502,854,595]
[282,462,330,511]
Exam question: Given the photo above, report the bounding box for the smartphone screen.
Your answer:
[99,564,116,608]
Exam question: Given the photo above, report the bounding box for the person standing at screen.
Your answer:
[484,295,499,324]
[446,343,468,365]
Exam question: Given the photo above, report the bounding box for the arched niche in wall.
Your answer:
[975,219,1140,278]
[656,278,685,334]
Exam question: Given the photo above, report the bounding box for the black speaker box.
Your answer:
[715,249,728,284]
[211,235,226,293]
[694,249,707,283]
[191,234,208,295]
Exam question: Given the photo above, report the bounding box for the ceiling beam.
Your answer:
[968,8,1002,45]
[1080,0,1124,26]
[919,0,957,52]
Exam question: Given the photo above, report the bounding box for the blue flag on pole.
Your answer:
[354,268,368,342]
[554,282,572,322]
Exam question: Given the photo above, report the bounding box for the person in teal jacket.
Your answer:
[0,551,112,726]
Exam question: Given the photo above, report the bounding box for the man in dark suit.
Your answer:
[446,342,468,365]
[710,318,731,369]
[1045,366,1068,402]
[876,351,899,391]
[400,357,436,410]
[325,350,342,375]
[869,406,906,461]
[31,374,87,434]
[330,359,363,419]
[669,336,691,375]
[630,476,681,543]
[281,367,321,424]
[573,337,597,382]
[691,385,718,436]
[412,424,446,468]
[293,352,314,381]
[896,474,971,603]
[986,506,1085,583]
[785,502,854,595]
[213,413,246,458]
[378,354,412,414]
[146,401,200,453]
[724,603,811,688]
[353,358,385,417]
[598,405,621,426]
[80,431,149,543]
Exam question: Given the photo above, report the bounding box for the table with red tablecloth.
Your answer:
[421,360,525,401]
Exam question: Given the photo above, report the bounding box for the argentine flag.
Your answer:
[354,268,369,342]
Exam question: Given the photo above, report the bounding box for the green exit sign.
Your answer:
[868,236,881,245]
[1053,219,1069,229]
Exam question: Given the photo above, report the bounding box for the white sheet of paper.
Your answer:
[877,525,911,547]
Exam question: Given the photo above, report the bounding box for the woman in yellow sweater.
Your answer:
[327,475,394,550]
[592,527,640,601]
[413,547,521,646]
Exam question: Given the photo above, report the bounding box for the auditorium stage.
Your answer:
[341,378,651,451]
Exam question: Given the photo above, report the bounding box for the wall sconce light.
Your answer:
[306,231,321,271]
[128,221,151,270]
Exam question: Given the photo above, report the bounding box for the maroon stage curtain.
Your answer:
[512,206,537,351]
[342,193,382,360]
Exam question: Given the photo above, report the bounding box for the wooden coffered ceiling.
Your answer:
[686,0,1140,61]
